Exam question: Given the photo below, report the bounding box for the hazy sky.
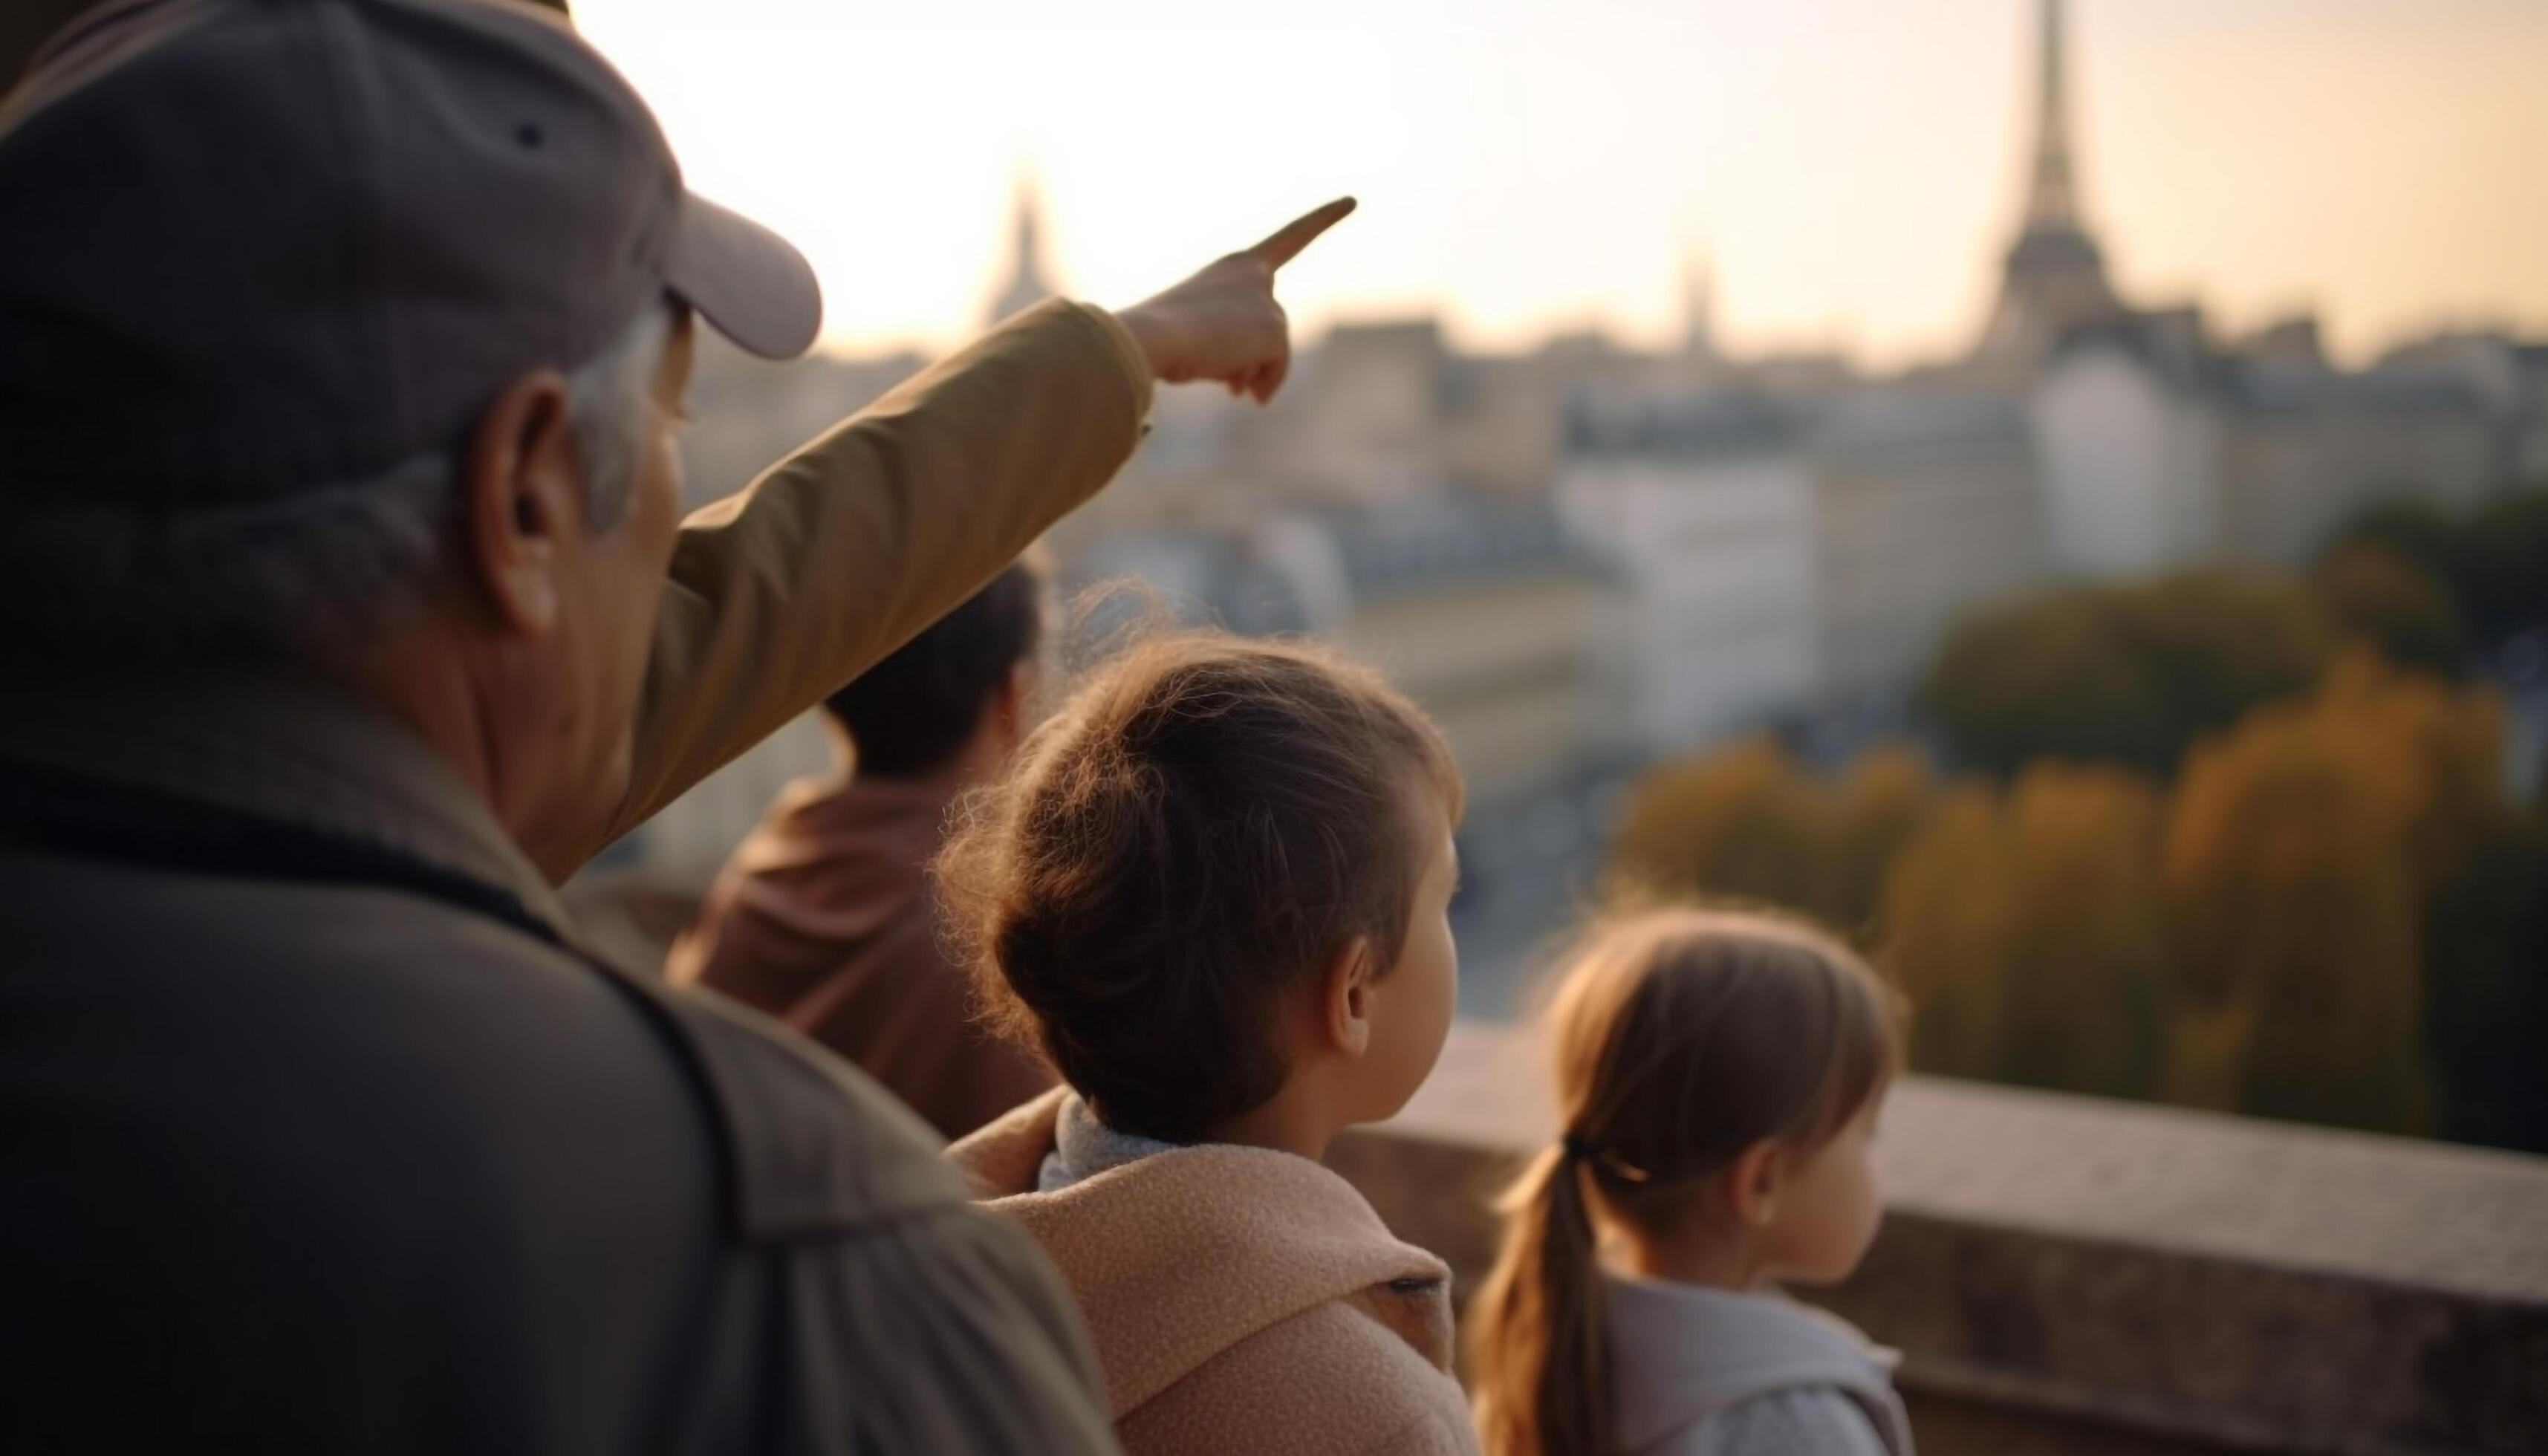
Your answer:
[575,0,2548,368]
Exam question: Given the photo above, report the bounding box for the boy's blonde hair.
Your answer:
[937,631,1463,1144]
[1467,906,1903,1456]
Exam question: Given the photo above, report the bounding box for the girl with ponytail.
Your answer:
[1468,907,1911,1456]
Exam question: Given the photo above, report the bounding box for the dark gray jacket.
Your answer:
[0,299,1154,1453]
[0,671,1119,1454]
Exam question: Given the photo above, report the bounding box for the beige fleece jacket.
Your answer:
[948,1088,1482,1456]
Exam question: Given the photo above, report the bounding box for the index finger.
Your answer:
[1247,197,1358,270]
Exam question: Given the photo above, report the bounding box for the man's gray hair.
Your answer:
[2,303,672,661]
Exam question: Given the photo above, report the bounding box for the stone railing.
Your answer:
[1329,1022,2548,1456]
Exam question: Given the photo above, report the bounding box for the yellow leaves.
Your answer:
[2157,653,2504,1134]
[1608,736,1946,943]
[1610,654,2510,1134]
[1609,736,1853,927]
[1881,767,2168,1098]
[1878,787,2011,1082]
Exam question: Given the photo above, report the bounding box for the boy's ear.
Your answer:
[993,659,1036,745]
[1724,1137,1787,1229]
[1320,936,1379,1057]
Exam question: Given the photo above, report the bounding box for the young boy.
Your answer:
[670,562,1052,1140]
[937,632,1477,1455]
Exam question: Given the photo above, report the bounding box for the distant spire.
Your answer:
[986,170,1059,328]
[1012,176,1042,276]
[1680,244,1716,357]
[2024,0,2081,228]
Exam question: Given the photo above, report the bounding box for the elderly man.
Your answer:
[0,0,1347,1450]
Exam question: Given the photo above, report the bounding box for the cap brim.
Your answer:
[665,192,822,360]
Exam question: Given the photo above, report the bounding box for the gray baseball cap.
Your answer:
[0,0,822,507]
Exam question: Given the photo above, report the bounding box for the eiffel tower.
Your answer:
[1976,0,2125,365]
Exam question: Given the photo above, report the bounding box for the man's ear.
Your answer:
[1320,936,1379,1057]
[1723,1137,1788,1230]
[992,659,1036,748]
[458,368,580,636]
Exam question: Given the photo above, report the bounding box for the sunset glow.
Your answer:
[573,0,2548,368]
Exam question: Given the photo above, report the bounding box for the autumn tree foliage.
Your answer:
[1920,571,2333,778]
[1883,767,2170,1101]
[1610,654,2538,1147]
[2330,490,2548,648]
[1824,747,1942,942]
[1614,492,2548,1147]
[2160,660,2456,1135]
[1609,738,1943,945]
[2310,542,2473,681]
[1610,737,1830,918]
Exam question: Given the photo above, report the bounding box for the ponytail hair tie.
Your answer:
[1561,1131,1655,1183]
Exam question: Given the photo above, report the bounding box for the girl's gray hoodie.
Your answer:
[1605,1273,1914,1456]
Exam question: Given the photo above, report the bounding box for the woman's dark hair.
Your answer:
[937,631,1463,1143]
[824,560,1043,779]
[1467,906,1903,1456]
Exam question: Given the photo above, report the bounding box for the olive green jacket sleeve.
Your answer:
[536,299,1152,881]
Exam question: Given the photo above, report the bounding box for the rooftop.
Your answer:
[1564,391,1801,459]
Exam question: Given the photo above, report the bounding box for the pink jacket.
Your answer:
[948,1089,1481,1455]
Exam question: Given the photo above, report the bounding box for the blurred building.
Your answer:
[1438,348,1576,501]
[2507,343,2548,482]
[2367,329,2548,490]
[2217,338,2503,566]
[1327,503,1631,801]
[1559,395,1819,755]
[1233,318,1451,505]
[2031,314,2224,576]
[1815,386,2045,715]
[1560,383,2044,754]
[2028,310,2517,578]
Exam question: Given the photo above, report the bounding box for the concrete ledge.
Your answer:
[1330,1023,2548,1455]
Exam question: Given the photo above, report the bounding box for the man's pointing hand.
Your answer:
[1114,197,1356,406]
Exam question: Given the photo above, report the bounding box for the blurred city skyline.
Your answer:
[575,0,2548,368]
